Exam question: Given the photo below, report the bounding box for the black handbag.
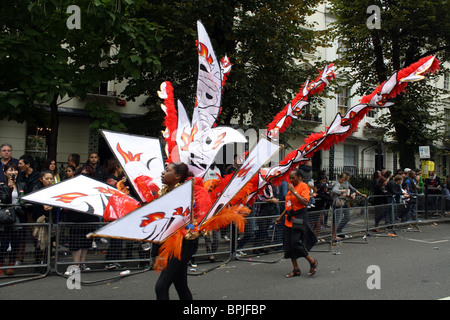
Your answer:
[292,218,304,230]
[0,207,16,225]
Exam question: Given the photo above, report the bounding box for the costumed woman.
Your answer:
[154,162,200,300]
[275,168,318,278]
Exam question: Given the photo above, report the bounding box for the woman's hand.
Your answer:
[275,210,286,224]
[7,178,15,189]
[288,183,296,193]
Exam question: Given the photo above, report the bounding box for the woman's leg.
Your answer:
[173,260,192,300]
[155,239,198,300]
[155,257,179,300]
[285,228,302,277]
[305,254,318,276]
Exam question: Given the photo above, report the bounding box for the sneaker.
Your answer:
[105,263,117,270]
[236,250,247,257]
[80,264,90,272]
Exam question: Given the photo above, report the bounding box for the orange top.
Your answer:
[284,182,310,228]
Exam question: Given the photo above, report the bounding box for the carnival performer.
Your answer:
[275,169,318,278]
[154,162,199,300]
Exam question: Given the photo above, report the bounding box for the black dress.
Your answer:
[284,208,317,259]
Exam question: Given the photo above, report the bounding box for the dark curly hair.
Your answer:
[170,162,193,183]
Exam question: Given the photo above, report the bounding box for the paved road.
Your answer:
[1,221,449,303]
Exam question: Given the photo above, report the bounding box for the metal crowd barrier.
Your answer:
[2,195,449,285]
[55,222,152,274]
[0,222,52,287]
[366,194,420,235]
[232,201,333,264]
[333,196,369,244]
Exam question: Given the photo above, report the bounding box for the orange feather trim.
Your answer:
[200,204,250,234]
[228,174,259,206]
[153,230,184,272]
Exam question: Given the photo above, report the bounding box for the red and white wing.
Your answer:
[21,175,134,217]
[89,179,194,243]
[101,130,164,203]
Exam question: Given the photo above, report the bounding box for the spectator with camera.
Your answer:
[0,162,26,275]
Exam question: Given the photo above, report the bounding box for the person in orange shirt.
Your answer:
[275,169,318,278]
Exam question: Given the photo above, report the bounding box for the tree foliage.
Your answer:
[134,0,326,139]
[0,0,166,158]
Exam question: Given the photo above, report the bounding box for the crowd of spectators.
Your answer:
[0,144,136,276]
[2,144,450,276]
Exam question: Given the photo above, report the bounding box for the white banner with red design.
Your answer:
[88,179,194,243]
[200,137,281,226]
[158,21,247,178]
[101,130,164,203]
[21,175,137,218]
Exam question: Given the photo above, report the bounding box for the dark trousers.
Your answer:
[155,238,198,300]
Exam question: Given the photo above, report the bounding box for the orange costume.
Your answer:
[284,181,310,228]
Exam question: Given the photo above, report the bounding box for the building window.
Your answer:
[337,87,351,115]
[337,40,348,60]
[446,109,450,139]
[344,144,358,173]
[93,81,117,96]
[444,73,450,90]
[26,125,49,170]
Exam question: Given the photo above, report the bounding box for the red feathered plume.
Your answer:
[266,64,335,137]
[360,55,440,104]
[266,56,440,187]
[192,177,212,221]
[159,81,178,163]
[103,194,141,222]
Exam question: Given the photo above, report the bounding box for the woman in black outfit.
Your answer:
[155,162,198,300]
[373,176,389,230]
[0,162,25,275]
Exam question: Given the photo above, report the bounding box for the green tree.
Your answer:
[330,0,450,169]
[0,0,166,159]
[134,0,326,139]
